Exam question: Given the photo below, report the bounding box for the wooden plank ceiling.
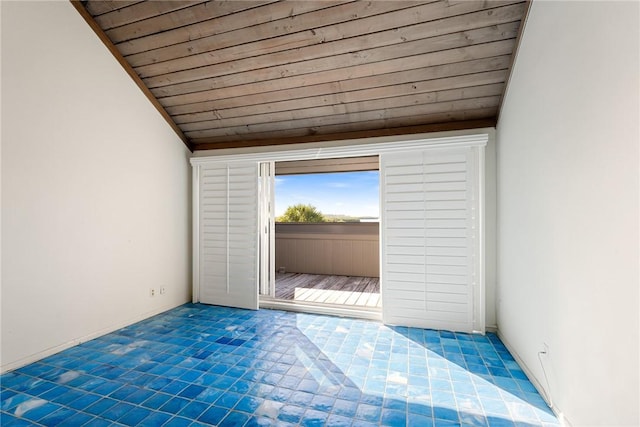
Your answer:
[74,0,529,151]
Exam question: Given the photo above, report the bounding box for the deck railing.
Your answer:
[275,222,379,277]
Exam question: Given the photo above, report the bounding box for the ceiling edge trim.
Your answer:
[191,119,496,151]
[495,0,533,125]
[190,133,488,164]
[69,1,193,152]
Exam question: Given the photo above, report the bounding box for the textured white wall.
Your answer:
[496,1,639,425]
[1,1,192,371]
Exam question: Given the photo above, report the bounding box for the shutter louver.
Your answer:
[381,147,479,332]
[199,162,259,310]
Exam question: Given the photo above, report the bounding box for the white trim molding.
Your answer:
[191,132,488,330]
[190,134,488,166]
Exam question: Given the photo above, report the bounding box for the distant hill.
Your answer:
[323,214,379,222]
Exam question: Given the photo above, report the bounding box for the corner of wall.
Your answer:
[483,128,497,330]
[494,1,639,425]
[1,1,192,372]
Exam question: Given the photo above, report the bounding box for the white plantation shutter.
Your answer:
[198,162,259,310]
[381,147,481,332]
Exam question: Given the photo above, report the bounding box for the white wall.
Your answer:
[1,1,192,372]
[496,2,639,426]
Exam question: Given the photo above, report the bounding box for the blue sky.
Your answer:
[275,171,380,217]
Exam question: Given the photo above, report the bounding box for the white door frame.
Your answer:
[191,133,487,331]
[259,162,276,297]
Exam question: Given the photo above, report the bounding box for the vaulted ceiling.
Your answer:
[73,0,529,151]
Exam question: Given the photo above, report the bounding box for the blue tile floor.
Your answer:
[1,304,559,426]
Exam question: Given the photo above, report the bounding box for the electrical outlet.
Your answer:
[150,288,156,297]
[160,287,166,295]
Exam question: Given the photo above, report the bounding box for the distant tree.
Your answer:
[277,204,326,223]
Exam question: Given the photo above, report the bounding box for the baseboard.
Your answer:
[497,330,571,427]
[0,301,188,374]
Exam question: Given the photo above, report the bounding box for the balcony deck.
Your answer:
[275,272,381,308]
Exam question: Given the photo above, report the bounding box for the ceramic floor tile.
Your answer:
[1,304,559,426]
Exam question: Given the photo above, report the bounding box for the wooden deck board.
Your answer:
[275,272,381,308]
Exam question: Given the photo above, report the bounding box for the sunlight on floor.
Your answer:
[1,304,559,426]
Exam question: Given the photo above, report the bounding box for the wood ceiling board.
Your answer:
[93,1,207,30]
[275,156,380,175]
[144,17,520,92]
[138,3,523,86]
[127,1,426,70]
[184,96,501,139]
[191,119,497,151]
[192,107,497,144]
[165,55,512,116]
[130,0,498,76]
[172,70,508,125]
[179,83,504,132]
[156,38,516,106]
[212,107,498,139]
[74,0,529,150]
[85,0,142,16]
[115,1,324,55]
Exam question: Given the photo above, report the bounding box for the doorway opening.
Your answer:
[259,156,381,318]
